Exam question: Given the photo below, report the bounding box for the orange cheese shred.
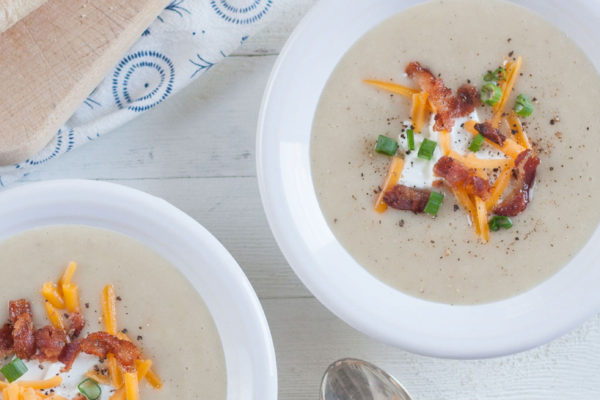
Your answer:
[506,113,531,149]
[107,354,123,388]
[2,376,63,390]
[474,196,490,243]
[102,284,117,335]
[58,262,77,289]
[438,130,451,156]
[485,159,515,211]
[363,79,436,112]
[492,57,523,127]
[374,156,405,213]
[43,301,65,331]
[61,283,79,313]
[41,282,65,310]
[448,150,510,170]
[411,91,429,133]
[124,372,139,400]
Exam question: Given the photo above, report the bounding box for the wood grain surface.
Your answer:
[17,0,600,398]
[0,0,169,165]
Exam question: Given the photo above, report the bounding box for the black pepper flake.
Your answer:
[507,38,512,42]
[550,119,555,125]
[116,296,122,301]
[64,313,69,319]
[137,335,143,341]
[453,204,459,212]
[399,219,405,227]
[121,328,128,334]
[549,167,554,171]
[85,303,90,309]
[515,237,520,241]
[508,50,514,57]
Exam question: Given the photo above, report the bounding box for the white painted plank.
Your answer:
[22,55,276,182]
[266,297,600,400]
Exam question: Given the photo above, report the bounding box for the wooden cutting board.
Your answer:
[0,0,170,165]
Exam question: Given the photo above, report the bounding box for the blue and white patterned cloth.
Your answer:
[0,0,275,186]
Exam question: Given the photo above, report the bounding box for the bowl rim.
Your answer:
[256,0,600,358]
[0,179,278,399]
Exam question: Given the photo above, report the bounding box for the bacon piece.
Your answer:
[65,312,85,339]
[383,184,431,213]
[406,62,479,131]
[474,121,506,146]
[0,323,13,358]
[433,156,491,200]
[494,150,540,216]
[60,332,140,372]
[9,300,36,359]
[35,326,67,362]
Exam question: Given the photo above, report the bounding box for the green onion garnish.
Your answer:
[483,67,507,82]
[375,135,399,156]
[514,94,533,117]
[0,357,28,383]
[78,378,102,400]
[488,215,513,232]
[469,134,485,152]
[480,83,502,106]
[424,192,444,216]
[417,138,437,160]
[406,129,415,151]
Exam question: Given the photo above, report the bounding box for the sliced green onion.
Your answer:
[0,357,28,383]
[424,192,444,216]
[417,138,437,160]
[480,83,502,106]
[488,215,513,232]
[469,134,485,152]
[483,67,507,82]
[78,378,102,400]
[406,129,415,151]
[514,94,534,117]
[375,135,399,156]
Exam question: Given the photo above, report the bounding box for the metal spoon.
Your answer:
[320,358,413,400]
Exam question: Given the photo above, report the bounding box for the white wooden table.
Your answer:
[20,1,600,398]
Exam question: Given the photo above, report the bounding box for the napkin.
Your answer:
[0,0,276,186]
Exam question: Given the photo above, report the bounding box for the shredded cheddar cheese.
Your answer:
[61,283,79,313]
[411,91,429,133]
[486,160,515,211]
[492,57,523,127]
[124,372,139,400]
[474,196,490,243]
[41,282,65,309]
[102,285,118,335]
[507,113,531,149]
[43,301,65,331]
[58,262,77,288]
[374,156,405,213]
[439,130,451,156]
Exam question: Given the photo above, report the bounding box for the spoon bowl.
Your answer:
[320,358,412,400]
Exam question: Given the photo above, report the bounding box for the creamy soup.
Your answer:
[311,0,600,304]
[0,225,226,399]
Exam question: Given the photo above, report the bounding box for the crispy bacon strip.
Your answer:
[383,184,431,213]
[60,332,140,372]
[35,326,68,362]
[406,62,479,131]
[434,156,491,200]
[0,323,13,358]
[474,121,506,146]
[494,150,540,216]
[9,300,36,359]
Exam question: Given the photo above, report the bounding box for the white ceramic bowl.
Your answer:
[257,0,600,358]
[0,180,277,399]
